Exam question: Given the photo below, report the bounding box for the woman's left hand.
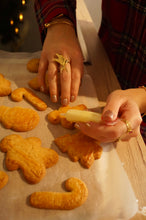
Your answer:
[75,89,142,143]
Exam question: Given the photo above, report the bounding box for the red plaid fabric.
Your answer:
[99,0,146,90]
[34,0,146,143]
[34,0,76,42]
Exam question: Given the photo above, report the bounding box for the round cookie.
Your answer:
[27,58,40,73]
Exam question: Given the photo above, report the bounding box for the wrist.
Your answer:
[44,14,75,29]
[127,87,146,115]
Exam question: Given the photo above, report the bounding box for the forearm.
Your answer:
[34,0,77,42]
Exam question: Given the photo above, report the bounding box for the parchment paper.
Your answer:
[0,50,138,220]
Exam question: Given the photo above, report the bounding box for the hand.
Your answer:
[75,90,142,143]
[37,23,84,106]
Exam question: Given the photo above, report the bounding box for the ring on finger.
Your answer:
[53,53,70,73]
[122,119,133,134]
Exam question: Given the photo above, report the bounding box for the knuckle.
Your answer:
[71,72,81,81]
[133,116,142,129]
[47,70,57,80]
[61,71,70,81]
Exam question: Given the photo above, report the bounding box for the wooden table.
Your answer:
[77,1,146,220]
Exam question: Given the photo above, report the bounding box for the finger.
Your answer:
[120,126,141,141]
[119,110,142,139]
[120,102,142,129]
[75,119,126,143]
[102,91,124,122]
[60,62,71,106]
[70,59,83,102]
[47,61,58,103]
[75,122,102,141]
[38,56,48,92]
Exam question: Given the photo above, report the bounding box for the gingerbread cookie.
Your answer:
[0,134,58,184]
[48,104,87,129]
[0,105,39,131]
[0,73,11,96]
[11,88,47,111]
[0,171,8,190]
[30,177,88,209]
[27,58,40,73]
[55,132,102,168]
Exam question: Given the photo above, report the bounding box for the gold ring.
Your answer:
[53,53,70,73]
[122,119,133,134]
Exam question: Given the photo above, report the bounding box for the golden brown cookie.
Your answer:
[0,105,39,131]
[27,58,40,73]
[0,134,58,184]
[0,171,8,190]
[0,73,11,96]
[28,75,49,93]
[30,177,88,209]
[28,77,40,91]
[11,88,47,111]
[55,132,102,168]
[48,104,87,129]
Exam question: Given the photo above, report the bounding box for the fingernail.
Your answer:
[62,98,68,106]
[51,95,57,102]
[102,110,114,121]
[40,86,45,92]
[70,95,75,102]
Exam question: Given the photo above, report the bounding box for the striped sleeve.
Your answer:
[34,0,77,42]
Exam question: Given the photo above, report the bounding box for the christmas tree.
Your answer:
[0,0,27,45]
